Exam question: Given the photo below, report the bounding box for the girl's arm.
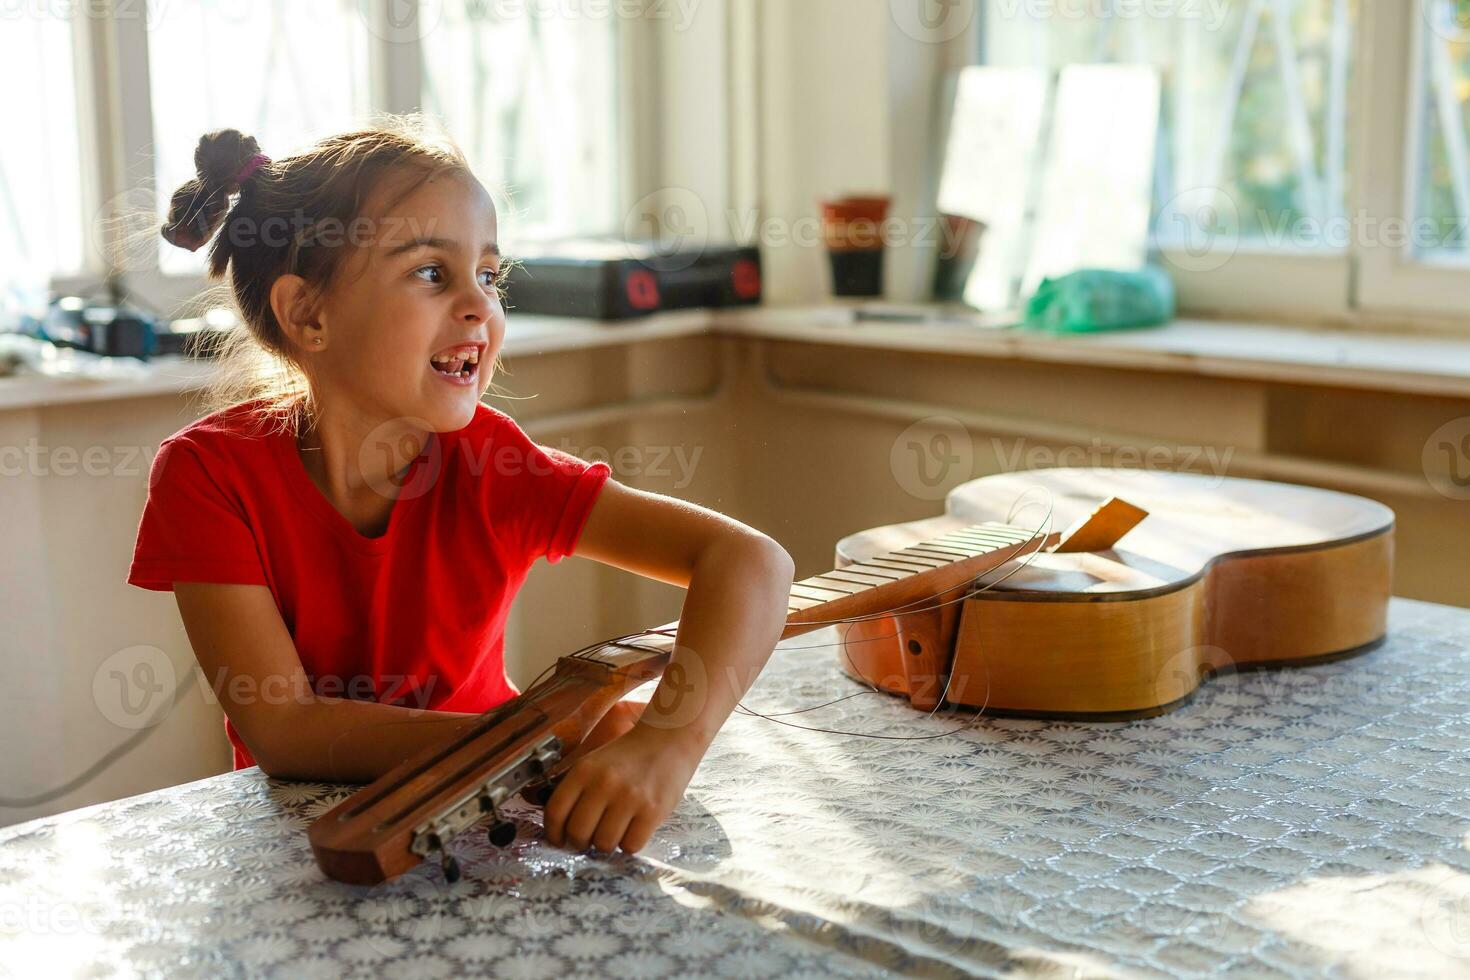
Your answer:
[540,478,796,854]
[173,581,482,783]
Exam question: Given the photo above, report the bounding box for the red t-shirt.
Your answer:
[127,399,611,770]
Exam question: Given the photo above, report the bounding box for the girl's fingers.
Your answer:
[590,797,640,854]
[541,771,586,846]
[619,809,660,855]
[561,788,611,851]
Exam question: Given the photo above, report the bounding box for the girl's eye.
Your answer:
[480,268,501,290]
[413,264,443,284]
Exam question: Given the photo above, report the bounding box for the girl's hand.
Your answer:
[542,703,704,854]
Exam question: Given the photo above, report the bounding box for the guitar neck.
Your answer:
[580,521,1043,671]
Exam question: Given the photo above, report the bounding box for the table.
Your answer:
[4,598,1470,978]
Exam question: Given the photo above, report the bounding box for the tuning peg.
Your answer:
[441,852,461,883]
[424,832,462,884]
[487,820,517,847]
[522,776,562,806]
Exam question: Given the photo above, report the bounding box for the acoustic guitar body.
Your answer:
[834,468,1394,720]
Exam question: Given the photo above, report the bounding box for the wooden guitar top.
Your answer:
[837,468,1394,599]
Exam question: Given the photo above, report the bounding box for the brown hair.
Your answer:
[160,114,503,436]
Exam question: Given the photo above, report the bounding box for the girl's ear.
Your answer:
[269,274,324,350]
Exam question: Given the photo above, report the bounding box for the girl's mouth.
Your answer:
[430,347,480,386]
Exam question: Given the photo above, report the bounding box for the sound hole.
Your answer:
[906,639,922,656]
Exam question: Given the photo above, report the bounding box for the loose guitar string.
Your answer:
[720,490,1053,738]
[320,490,1056,773]
[596,488,1056,742]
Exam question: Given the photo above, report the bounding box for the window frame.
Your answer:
[1353,0,1470,319]
[49,0,650,321]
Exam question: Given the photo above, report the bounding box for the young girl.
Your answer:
[127,121,795,857]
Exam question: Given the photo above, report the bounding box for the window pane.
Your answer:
[1414,0,1470,259]
[147,0,371,273]
[0,7,83,283]
[982,0,1356,252]
[421,6,620,244]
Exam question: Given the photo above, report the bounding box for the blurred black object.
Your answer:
[503,240,761,319]
[41,296,158,359]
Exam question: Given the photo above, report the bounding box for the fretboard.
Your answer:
[781,521,1041,634]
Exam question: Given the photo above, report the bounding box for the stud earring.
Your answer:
[312,338,322,345]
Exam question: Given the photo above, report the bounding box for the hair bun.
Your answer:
[195,129,262,192]
[160,129,262,252]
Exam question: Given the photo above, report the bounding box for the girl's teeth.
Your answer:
[432,349,479,364]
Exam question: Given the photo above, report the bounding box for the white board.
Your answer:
[935,66,1049,312]
[1021,64,1161,297]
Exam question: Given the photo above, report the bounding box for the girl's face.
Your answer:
[313,169,505,435]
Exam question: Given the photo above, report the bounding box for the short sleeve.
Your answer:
[485,414,613,566]
[126,437,268,592]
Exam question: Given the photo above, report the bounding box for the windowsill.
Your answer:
[4,304,1470,412]
[719,306,1470,399]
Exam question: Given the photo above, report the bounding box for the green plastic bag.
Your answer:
[1022,265,1175,333]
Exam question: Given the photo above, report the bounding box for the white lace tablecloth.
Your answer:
[4,597,1470,979]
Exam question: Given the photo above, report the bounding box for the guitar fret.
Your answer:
[894,549,956,563]
[858,558,934,573]
[799,576,868,594]
[947,530,1015,545]
[888,554,947,567]
[791,583,858,601]
[839,563,908,580]
[821,571,889,588]
[913,547,980,560]
[955,523,1023,537]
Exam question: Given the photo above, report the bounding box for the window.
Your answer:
[984,0,1354,252]
[1412,0,1470,260]
[146,0,372,274]
[421,3,621,244]
[0,6,84,286]
[980,0,1358,316]
[8,0,630,317]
